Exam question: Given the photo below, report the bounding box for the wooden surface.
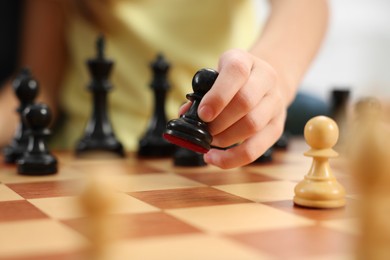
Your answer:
[0,138,359,260]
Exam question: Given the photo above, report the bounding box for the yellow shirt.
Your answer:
[54,0,258,151]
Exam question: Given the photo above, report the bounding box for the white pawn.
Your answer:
[294,116,346,208]
[79,172,120,260]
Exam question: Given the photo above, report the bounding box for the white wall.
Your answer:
[256,0,390,102]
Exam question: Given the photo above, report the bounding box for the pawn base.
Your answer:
[294,177,346,209]
[164,133,209,154]
[76,136,124,158]
[293,196,346,209]
[17,154,57,175]
[164,117,212,154]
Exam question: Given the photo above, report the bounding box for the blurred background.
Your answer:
[0,1,23,84]
[257,0,390,103]
[301,0,390,102]
[1,0,389,104]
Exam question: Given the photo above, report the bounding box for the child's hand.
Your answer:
[198,49,288,168]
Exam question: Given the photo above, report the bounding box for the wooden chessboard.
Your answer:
[0,138,359,260]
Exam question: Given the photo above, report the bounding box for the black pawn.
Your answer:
[76,35,124,157]
[3,68,39,163]
[164,68,216,154]
[17,103,57,175]
[173,147,206,167]
[137,54,175,157]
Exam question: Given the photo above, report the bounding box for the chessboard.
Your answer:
[0,138,359,260]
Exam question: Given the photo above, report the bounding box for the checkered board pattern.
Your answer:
[0,138,359,260]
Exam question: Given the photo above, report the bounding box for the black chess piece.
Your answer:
[75,35,124,157]
[173,147,207,167]
[3,68,39,163]
[164,68,216,154]
[330,88,350,148]
[17,103,57,175]
[138,54,176,157]
[330,88,350,123]
[273,131,290,150]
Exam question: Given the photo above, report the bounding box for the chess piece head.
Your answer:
[152,53,170,74]
[23,103,52,132]
[191,68,219,96]
[149,53,170,91]
[304,116,339,150]
[87,34,113,86]
[13,68,39,105]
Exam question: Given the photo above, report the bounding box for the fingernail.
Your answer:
[199,106,214,122]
